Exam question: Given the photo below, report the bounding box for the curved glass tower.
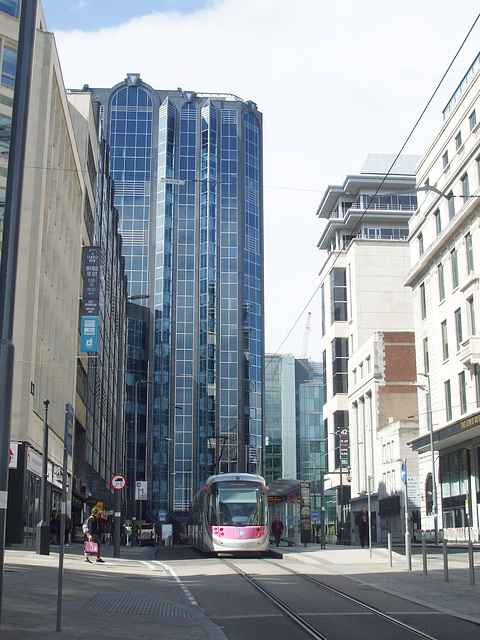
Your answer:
[89,76,264,519]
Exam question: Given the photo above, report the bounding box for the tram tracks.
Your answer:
[222,558,443,640]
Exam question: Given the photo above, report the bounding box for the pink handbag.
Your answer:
[85,541,98,554]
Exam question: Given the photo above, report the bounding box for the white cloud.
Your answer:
[52,0,480,359]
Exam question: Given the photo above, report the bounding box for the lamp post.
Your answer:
[134,378,151,544]
[36,399,50,555]
[418,372,438,545]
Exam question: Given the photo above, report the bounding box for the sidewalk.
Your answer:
[269,541,480,624]
[3,541,480,638]
[1,542,227,640]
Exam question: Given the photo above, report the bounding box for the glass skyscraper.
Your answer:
[87,74,264,519]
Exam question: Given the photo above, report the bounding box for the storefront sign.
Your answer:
[9,442,19,469]
[26,447,42,477]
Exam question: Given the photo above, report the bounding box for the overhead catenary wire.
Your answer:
[270,12,480,361]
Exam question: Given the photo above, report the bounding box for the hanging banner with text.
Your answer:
[81,246,100,352]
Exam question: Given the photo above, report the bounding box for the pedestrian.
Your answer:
[85,508,105,563]
[50,510,58,545]
[271,515,284,547]
[55,510,63,545]
[64,512,72,546]
[356,507,370,548]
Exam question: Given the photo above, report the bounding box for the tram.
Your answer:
[189,473,270,554]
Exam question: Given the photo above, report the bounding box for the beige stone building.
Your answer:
[1,3,88,543]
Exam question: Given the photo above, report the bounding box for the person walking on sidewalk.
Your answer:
[356,507,370,548]
[271,515,284,547]
[86,508,105,563]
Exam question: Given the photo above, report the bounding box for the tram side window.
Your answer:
[206,492,217,525]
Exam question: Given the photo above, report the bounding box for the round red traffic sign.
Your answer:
[111,474,126,490]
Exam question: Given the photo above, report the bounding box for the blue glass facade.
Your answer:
[90,78,264,518]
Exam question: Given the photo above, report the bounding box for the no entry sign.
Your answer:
[111,474,126,490]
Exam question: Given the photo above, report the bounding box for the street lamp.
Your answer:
[417,372,438,545]
[134,378,151,544]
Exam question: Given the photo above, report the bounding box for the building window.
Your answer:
[445,380,452,421]
[440,450,468,527]
[448,192,455,220]
[437,263,445,301]
[366,355,371,373]
[459,371,467,414]
[434,209,442,236]
[0,0,19,18]
[441,320,449,361]
[465,232,474,273]
[455,307,463,350]
[423,337,429,374]
[470,110,477,131]
[461,173,470,201]
[322,350,327,402]
[442,151,449,168]
[455,132,462,150]
[451,248,459,289]
[332,337,348,395]
[0,115,12,158]
[418,233,424,256]
[467,296,476,336]
[330,267,347,323]
[321,284,325,337]
[1,46,16,88]
[420,282,427,319]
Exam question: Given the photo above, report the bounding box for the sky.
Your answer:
[40,0,480,360]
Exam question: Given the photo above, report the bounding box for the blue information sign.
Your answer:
[81,316,98,352]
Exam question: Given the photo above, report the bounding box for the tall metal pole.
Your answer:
[419,373,438,544]
[134,381,138,545]
[320,470,325,549]
[36,399,50,555]
[403,458,412,571]
[0,0,38,623]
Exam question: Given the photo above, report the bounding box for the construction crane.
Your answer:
[301,311,311,359]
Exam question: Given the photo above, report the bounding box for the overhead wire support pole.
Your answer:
[0,0,38,626]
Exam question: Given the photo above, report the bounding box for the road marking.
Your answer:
[154,562,198,606]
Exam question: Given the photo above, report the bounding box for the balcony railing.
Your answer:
[460,336,480,368]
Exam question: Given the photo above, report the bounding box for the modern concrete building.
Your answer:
[405,52,480,542]
[84,77,264,521]
[3,2,126,543]
[3,3,85,542]
[316,154,420,543]
[67,91,127,527]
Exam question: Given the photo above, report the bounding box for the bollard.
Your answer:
[422,534,427,575]
[468,540,475,586]
[443,539,449,582]
[388,532,392,567]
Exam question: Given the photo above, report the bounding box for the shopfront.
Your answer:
[411,410,480,543]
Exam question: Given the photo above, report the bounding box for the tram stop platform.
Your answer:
[2,540,480,638]
[268,540,480,625]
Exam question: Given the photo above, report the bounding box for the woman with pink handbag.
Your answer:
[84,508,105,563]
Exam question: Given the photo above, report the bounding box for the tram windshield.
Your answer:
[207,480,268,526]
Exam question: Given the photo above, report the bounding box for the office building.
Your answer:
[316,154,420,543]
[406,53,480,542]
[86,76,264,519]
[2,2,126,543]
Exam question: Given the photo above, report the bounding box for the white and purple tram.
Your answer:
[189,473,270,554]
